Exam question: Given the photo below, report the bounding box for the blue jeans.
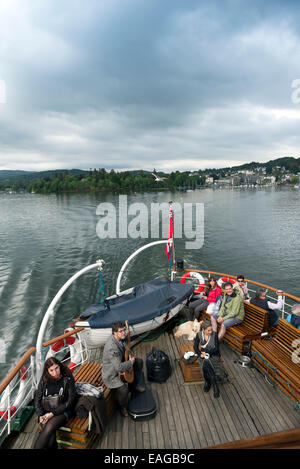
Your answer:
[212,312,243,329]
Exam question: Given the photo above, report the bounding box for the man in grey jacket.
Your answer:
[102,321,145,417]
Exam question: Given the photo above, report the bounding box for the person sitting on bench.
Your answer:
[193,317,228,398]
[212,282,245,340]
[250,288,283,327]
[102,321,145,417]
[286,303,300,330]
[34,357,77,449]
[188,276,222,320]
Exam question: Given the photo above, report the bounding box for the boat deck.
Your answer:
[6,327,300,449]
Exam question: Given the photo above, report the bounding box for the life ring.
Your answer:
[217,277,236,287]
[180,271,206,295]
[0,366,28,421]
[45,328,83,372]
[66,328,83,372]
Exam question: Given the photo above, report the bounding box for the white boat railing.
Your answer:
[0,348,36,445]
[0,328,89,445]
[35,260,105,381]
[173,269,300,318]
[41,327,90,372]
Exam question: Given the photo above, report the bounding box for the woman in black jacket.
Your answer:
[194,317,228,398]
[33,357,77,449]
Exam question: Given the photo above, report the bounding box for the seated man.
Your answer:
[286,303,300,329]
[212,282,245,340]
[250,288,283,327]
[102,321,145,417]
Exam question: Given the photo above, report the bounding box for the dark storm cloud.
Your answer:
[1,0,300,171]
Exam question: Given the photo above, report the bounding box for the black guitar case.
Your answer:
[128,386,157,421]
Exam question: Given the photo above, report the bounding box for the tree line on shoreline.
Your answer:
[25,169,205,194]
[1,156,299,194]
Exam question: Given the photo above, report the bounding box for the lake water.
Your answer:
[0,187,299,381]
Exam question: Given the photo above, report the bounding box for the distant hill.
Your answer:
[0,170,33,180]
[0,169,92,190]
[203,156,300,174]
[228,156,300,173]
[0,168,91,182]
[0,168,157,185]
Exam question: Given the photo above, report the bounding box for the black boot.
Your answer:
[203,379,211,393]
[213,381,220,398]
[203,369,211,393]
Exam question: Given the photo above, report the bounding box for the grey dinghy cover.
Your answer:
[81,278,194,329]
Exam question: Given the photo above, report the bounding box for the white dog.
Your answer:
[174,319,202,341]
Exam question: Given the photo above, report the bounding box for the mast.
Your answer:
[170,200,176,270]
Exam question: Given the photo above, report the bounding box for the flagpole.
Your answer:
[169,200,176,270]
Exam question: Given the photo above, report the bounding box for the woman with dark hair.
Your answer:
[188,276,222,321]
[33,357,77,449]
[193,316,227,398]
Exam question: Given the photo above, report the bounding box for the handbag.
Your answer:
[42,394,64,412]
[41,377,67,412]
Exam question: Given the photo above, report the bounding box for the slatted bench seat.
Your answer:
[251,318,300,405]
[56,361,116,449]
[200,301,270,355]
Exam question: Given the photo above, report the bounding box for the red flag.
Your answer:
[165,206,173,260]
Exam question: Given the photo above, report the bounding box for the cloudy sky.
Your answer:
[1,0,300,172]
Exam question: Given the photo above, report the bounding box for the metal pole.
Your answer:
[116,240,168,295]
[35,260,104,380]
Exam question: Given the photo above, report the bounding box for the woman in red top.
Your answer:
[188,277,222,321]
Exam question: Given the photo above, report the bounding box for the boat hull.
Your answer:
[76,301,186,349]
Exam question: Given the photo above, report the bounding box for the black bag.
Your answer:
[146,347,171,383]
[128,386,157,421]
[42,394,64,412]
[41,377,68,412]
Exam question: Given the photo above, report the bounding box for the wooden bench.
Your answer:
[251,318,300,405]
[200,301,270,355]
[56,361,117,449]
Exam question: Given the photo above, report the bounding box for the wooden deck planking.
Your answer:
[163,335,203,448]
[221,346,275,435]
[149,383,165,448]
[221,380,260,440]
[164,333,202,447]
[166,335,208,448]
[5,327,300,450]
[219,344,300,436]
[222,346,288,434]
[156,335,186,448]
[98,330,300,449]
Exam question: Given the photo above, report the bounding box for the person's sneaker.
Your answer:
[120,407,128,417]
[135,385,146,393]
